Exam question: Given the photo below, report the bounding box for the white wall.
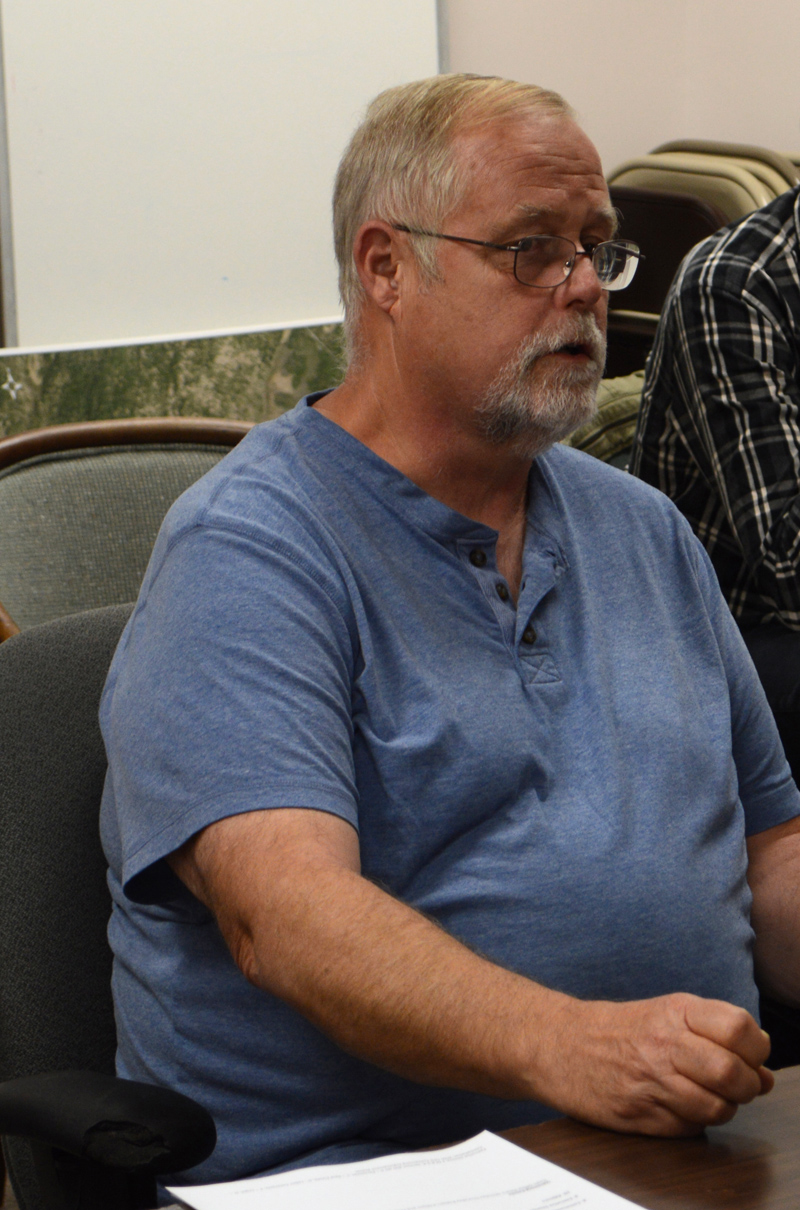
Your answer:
[444,0,800,179]
[10,0,799,349]
[0,0,439,348]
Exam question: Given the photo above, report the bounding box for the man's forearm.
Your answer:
[170,807,772,1136]
[748,820,800,1006]
[228,858,567,1100]
[177,810,559,1098]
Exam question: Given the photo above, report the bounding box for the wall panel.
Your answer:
[0,0,438,348]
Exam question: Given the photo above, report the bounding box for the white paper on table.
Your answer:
[166,1129,645,1210]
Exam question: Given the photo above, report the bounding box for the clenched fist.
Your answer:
[533,992,773,1135]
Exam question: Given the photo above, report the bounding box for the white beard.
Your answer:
[475,314,606,458]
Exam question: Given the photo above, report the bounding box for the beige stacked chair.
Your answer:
[608,152,775,223]
[605,140,799,381]
[605,186,729,377]
[609,140,798,227]
[652,140,800,191]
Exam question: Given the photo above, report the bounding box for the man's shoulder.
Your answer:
[547,440,660,491]
[163,397,338,543]
[544,442,689,531]
[676,184,800,296]
[636,187,800,443]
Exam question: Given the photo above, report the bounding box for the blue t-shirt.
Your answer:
[100,395,800,1186]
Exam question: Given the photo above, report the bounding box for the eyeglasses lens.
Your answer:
[515,236,639,290]
[515,236,575,288]
[592,241,638,291]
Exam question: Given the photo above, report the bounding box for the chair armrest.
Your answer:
[0,1071,215,1175]
[0,598,20,643]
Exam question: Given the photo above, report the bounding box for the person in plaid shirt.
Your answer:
[631,185,800,782]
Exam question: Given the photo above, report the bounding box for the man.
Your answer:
[100,75,800,1189]
[630,185,800,777]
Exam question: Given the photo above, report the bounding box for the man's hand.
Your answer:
[536,992,772,1136]
[168,806,773,1137]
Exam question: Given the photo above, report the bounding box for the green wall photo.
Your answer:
[0,323,346,438]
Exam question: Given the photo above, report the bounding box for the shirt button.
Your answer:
[521,625,536,644]
[469,549,487,567]
[496,582,510,602]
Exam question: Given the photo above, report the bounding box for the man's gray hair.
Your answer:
[333,73,574,358]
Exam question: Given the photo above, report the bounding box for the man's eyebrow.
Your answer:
[487,203,557,237]
[497,202,619,239]
[514,203,559,224]
[599,207,620,237]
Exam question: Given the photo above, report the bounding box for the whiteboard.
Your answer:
[0,0,440,347]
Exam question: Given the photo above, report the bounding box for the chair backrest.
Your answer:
[604,312,659,380]
[0,604,133,1207]
[608,152,775,222]
[651,139,800,189]
[0,417,252,632]
[608,186,728,317]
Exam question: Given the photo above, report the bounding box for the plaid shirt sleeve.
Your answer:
[631,189,800,630]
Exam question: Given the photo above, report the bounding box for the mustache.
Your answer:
[517,314,606,373]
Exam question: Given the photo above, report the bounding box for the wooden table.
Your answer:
[18,1068,795,1210]
[504,1065,800,1209]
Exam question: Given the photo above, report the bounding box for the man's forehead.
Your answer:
[455,112,601,170]
[451,116,612,230]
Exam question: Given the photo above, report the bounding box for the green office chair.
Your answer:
[0,605,216,1209]
[0,416,252,636]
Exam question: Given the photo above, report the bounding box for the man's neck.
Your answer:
[314,372,533,602]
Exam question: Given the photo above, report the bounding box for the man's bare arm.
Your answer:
[748,815,800,1006]
[169,807,772,1136]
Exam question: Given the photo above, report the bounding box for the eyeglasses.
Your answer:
[392,225,643,291]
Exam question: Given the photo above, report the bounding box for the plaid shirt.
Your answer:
[630,185,800,631]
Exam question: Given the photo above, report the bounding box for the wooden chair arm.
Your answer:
[0,599,20,643]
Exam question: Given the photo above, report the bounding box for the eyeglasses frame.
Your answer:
[391,224,643,290]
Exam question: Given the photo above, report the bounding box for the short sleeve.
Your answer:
[100,518,360,897]
[685,528,800,834]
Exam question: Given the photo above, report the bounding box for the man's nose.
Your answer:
[559,251,605,308]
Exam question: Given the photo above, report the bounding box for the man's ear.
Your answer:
[352,221,408,315]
